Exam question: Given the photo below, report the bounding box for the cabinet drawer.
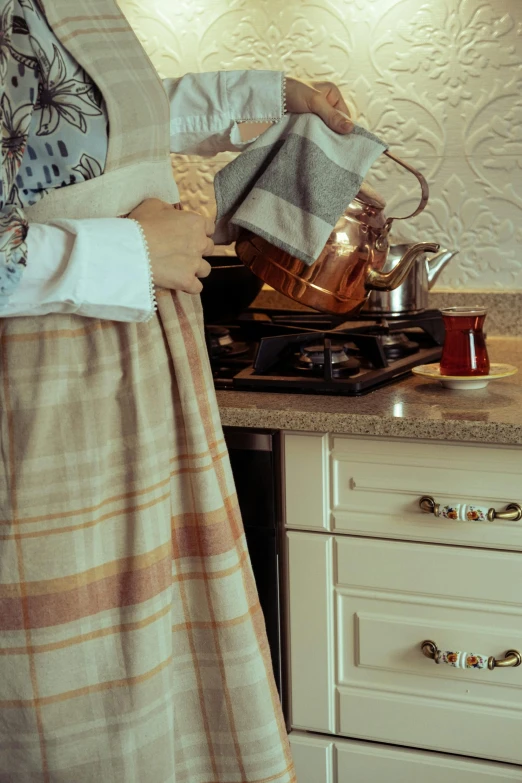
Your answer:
[289,731,522,783]
[288,532,522,764]
[332,436,522,550]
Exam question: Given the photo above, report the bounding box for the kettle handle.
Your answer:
[382,150,429,228]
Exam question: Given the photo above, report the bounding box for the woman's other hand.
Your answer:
[129,199,213,294]
[285,77,353,135]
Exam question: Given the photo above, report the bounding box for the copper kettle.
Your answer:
[235,150,440,315]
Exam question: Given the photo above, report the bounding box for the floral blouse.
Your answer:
[0,0,110,304]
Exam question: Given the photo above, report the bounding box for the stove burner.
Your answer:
[380,333,420,360]
[293,341,360,377]
[205,309,445,396]
[206,325,249,359]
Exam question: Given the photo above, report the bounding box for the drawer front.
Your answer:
[289,731,522,783]
[331,436,522,550]
[336,536,522,764]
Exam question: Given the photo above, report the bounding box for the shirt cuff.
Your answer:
[74,219,155,322]
[2,219,155,323]
[224,70,285,123]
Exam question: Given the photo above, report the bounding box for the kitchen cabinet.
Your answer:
[283,432,522,780]
[289,732,522,782]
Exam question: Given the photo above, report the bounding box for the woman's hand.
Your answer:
[285,77,353,135]
[129,199,213,294]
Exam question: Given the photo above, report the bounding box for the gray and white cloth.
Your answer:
[214,112,388,266]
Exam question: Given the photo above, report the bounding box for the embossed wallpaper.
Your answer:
[119,0,521,291]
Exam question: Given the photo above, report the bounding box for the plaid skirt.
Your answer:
[0,290,295,783]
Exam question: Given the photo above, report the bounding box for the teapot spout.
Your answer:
[366,242,440,291]
[426,248,459,289]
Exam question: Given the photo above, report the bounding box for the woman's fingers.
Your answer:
[309,80,350,115]
[174,204,214,237]
[197,259,212,279]
[286,76,354,135]
[323,86,351,117]
[203,236,215,256]
[309,91,353,134]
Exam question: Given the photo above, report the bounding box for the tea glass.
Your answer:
[440,307,490,377]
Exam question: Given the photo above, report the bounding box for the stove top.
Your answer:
[205,309,444,396]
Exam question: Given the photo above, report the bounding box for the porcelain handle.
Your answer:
[419,495,522,523]
[421,640,522,671]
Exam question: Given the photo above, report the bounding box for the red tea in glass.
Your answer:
[440,307,490,376]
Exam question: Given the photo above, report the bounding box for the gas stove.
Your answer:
[205,310,444,396]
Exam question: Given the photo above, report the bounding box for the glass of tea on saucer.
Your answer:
[440,307,490,377]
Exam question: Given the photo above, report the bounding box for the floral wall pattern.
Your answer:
[118,0,522,291]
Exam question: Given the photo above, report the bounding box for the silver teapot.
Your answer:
[363,245,459,316]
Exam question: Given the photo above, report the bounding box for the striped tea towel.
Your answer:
[213,112,388,266]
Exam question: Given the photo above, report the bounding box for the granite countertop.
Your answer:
[217,337,522,445]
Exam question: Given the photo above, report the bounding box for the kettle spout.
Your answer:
[366,242,440,291]
[426,248,459,289]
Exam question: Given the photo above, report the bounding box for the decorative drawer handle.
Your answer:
[420,495,522,523]
[421,640,522,671]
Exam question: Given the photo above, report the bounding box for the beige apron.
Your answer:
[0,2,294,781]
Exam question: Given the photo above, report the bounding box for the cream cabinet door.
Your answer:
[289,731,522,783]
[287,532,335,733]
[289,733,334,783]
[283,433,330,531]
[288,532,522,764]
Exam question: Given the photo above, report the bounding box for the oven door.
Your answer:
[223,428,283,698]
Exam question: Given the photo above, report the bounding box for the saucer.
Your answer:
[412,363,518,390]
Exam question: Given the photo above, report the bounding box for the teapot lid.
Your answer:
[354,181,386,210]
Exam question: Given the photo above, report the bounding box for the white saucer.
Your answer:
[412,363,518,390]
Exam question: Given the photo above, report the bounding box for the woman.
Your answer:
[0,0,352,780]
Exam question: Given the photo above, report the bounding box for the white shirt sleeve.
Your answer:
[2,218,155,322]
[164,70,285,155]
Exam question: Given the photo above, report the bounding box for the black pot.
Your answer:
[200,256,264,323]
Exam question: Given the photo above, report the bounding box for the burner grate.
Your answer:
[206,309,445,396]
